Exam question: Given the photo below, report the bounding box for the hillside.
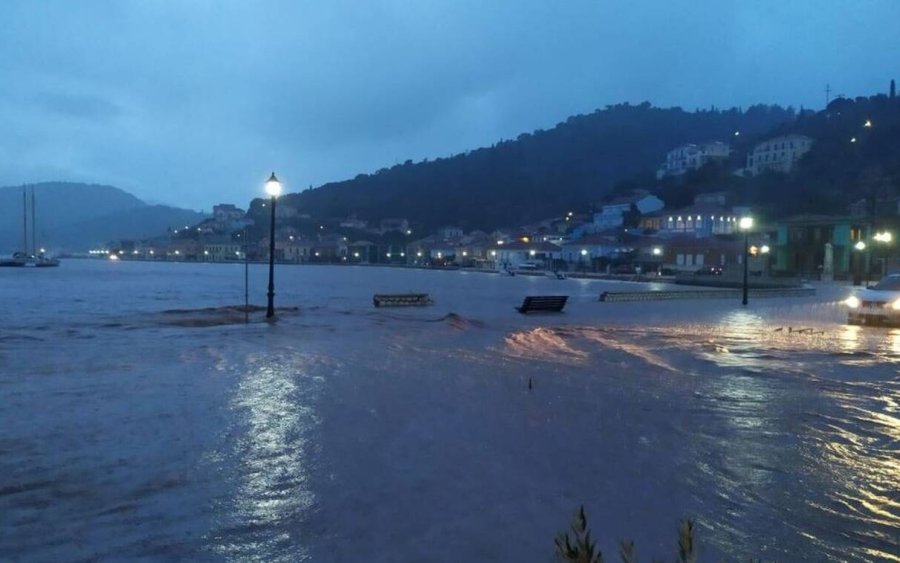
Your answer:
[249,103,796,233]
[0,182,207,253]
[643,92,900,220]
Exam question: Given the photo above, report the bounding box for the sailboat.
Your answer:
[0,187,60,267]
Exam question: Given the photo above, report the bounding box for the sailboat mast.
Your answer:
[22,188,27,254]
[31,188,37,256]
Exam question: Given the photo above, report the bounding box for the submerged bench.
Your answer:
[373,293,434,307]
[516,295,568,314]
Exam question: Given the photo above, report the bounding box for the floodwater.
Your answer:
[1,260,898,561]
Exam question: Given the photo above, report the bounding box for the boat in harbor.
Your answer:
[0,187,60,268]
[0,252,28,267]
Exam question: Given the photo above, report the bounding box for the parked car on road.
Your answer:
[846,273,900,325]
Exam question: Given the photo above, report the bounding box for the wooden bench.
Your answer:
[516,295,568,314]
[373,293,434,307]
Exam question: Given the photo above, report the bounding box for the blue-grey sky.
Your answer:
[1,1,898,210]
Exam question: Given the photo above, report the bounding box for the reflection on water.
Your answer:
[840,324,862,353]
[498,315,900,561]
[210,352,321,562]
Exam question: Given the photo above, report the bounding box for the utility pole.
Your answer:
[825,83,831,107]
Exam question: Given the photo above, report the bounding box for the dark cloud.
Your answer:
[0,1,898,210]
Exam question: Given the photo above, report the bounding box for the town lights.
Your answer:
[739,216,754,306]
[652,247,662,256]
[264,172,282,319]
[581,249,588,256]
[855,241,867,251]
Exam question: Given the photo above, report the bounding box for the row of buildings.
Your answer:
[94,126,897,280]
[656,134,814,179]
[97,190,894,281]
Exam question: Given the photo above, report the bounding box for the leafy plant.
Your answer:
[555,506,697,563]
[555,505,603,563]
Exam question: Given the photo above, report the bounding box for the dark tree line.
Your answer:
[250,102,795,233]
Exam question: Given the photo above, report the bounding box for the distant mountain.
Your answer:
[249,102,796,233]
[0,182,206,253]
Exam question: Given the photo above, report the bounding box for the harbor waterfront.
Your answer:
[2,260,898,561]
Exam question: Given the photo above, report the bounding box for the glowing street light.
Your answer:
[264,172,282,318]
[651,247,662,256]
[864,119,872,128]
[854,240,868,286]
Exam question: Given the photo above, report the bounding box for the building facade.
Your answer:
[657,142,731,178]
[745,134,813,176]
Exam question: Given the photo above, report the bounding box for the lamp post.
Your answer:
[265,172,282,318]
[854,240,866,286]
[739,216,754,306]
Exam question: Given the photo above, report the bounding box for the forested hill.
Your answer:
[645,92,900,218]
[267,102,795,232]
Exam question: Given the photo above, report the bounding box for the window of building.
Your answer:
[676,254,684,265]
[695,254,704,266]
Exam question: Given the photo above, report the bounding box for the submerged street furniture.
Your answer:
[373,293,434,307]
[516,295,568,314]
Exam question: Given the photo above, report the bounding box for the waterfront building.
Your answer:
[591,191,664,231]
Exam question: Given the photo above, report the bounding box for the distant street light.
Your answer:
[874,231,893,278]
[739,216,754,306]
[864,119,872,128]
[265,172,282,318]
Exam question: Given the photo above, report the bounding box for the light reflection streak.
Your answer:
[839,325,861,353]
[212,353,319,562]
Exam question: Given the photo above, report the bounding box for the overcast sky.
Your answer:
[1,1,898,210]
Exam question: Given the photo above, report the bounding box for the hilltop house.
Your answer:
[744,134,813,176]
[656,142,731,179]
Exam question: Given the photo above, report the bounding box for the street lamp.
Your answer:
[264,172,282,318]
[739,216,754,306]
[854,240,867,286]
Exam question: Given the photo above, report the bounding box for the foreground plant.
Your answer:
[555,506,696,563]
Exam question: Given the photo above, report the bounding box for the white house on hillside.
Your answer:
[657,142,731,179]
[745,134,813,176]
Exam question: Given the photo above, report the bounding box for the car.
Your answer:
[845,273,900,325]
[694,265,724,276]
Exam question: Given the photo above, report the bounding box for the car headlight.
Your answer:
[845,296,860,308]
[891,299,900,311]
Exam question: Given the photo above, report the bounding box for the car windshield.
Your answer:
[872,276,900,290]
